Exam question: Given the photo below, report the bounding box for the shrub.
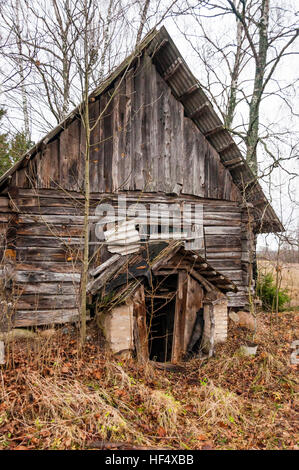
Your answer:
[256,272,290,311]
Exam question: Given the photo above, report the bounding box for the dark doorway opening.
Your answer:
[146,296,176,362]
[146,275,177,362]
[186,307,204,358]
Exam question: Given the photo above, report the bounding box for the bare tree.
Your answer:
[178,0,299,175]
[14,0,31,139]
[177,0,298,271]
[136,0,151,45]
[0,0,135,133]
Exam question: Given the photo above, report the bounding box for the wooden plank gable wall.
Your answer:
[0,52,252,328]
[9,55,240,199]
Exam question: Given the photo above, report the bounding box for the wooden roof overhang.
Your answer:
[87,241,237,311]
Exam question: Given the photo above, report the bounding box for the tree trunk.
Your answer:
[246,0,270,175]
[225,12,244,129]
[15,0,30,139]
[80,0,91,346]
[80,101,90,346]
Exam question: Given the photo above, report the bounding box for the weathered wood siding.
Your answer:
[0,189,250,327]
[0,197,10,250]
[0,52,254,327]
[9,55,240,202]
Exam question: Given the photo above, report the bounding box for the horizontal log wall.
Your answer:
[0,52,253,326]
[0,197,10,249]
[0,189,251,327]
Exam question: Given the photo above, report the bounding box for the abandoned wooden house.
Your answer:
[0,27,282,361]
[88,240,237,361]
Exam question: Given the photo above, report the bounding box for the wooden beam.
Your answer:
[0,341,4,365]
[12,309,81,327]
[190,101,210,119]
[196,269,212,276]
[184,277,203,352]
[89,254,121,277]
[190,269,213,292]
[20,154,31,168]
[208,304,215,358]
[217,141,235,154]
[154,263,189,271]
[150,38,169,57]
[16,294,78,310]
[171,271,188,362]
[204,125,224,138]
[204,274,225,282]
[152,269,178,276]
[15,283,78,295]
[196,263,208,269]
[229,161,245,170]
[178,83,199,99]
[150,243,182,271]
[15,270,80,283]
[87,256,126,294]
[163,58,183,81]
[133,285,149,363]
[216,283,237,291]
[223,156,243,167]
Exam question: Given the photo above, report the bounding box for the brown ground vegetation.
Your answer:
[258,259,299,308]
[0,310,298,450]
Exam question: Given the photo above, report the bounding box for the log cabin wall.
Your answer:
[0,52,255,327]
[1,189,251,327]
[0,192,83,328]
[0,196,10,253]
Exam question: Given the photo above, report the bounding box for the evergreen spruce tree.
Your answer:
[0,108,32,176]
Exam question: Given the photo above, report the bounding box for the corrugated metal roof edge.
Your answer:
[147,27,283,234]
[0,26,283,233]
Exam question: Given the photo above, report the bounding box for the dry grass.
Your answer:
[183,381,243,434]
[143,389,181,433]
[258,259,299,307]
[15,372,131,447]
[0,312,298,450]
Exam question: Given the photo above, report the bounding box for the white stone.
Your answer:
[203,298,228,346]
[103,304,134,354]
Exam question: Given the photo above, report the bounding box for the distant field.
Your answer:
[258,259,299,307]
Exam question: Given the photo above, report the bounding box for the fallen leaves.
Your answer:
[197,434,208,441]
[0,311,297,450]
[157,426,167,437]
[92,370,102,380]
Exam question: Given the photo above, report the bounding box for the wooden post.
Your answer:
[171,271,188,362]
[183,276,203,352]
[133,285,149,363]
[208,304,215,358]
